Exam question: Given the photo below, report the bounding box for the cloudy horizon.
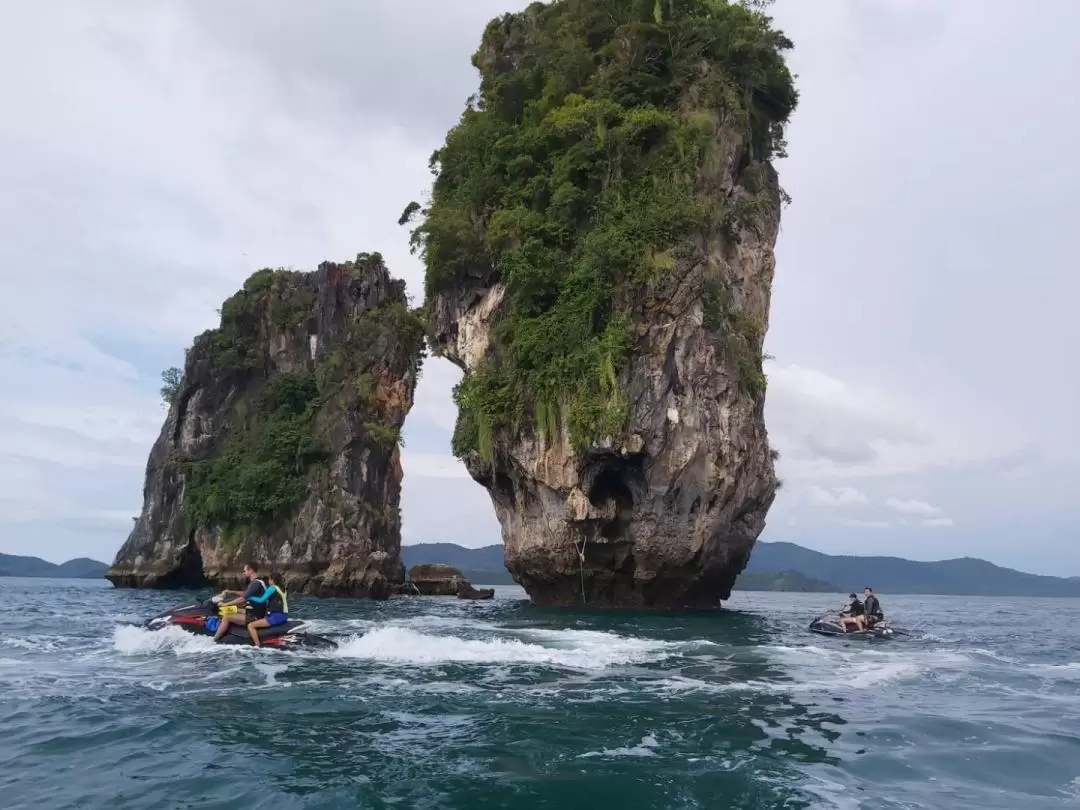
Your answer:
[1,0,1076,576]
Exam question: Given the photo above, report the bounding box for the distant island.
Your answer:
[0,554,110,580]
[735,570,840,593]
[401,541,1080,597]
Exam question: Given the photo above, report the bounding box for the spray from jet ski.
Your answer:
[142,594,337,651]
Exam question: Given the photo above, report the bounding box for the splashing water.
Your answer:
[1,578,1078,809]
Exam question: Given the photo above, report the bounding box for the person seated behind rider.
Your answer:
[859,586,884,629]
[212,563,267,643]
[245,571,289,648]
[838,593,865,632]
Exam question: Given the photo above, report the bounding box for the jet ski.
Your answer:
[808,612,907,641]
[143,594,338,651]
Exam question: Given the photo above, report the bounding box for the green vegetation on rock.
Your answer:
[182,372,328,541]
[180,259,426,546]
[160,366,182,406]
[409,0,796,457]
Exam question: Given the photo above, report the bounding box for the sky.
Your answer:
[0,0,1076,575]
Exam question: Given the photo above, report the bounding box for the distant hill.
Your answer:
[745,542,1080,597]
[735,570,840,593]
[401,541,1080,597]
[0,554,110,579]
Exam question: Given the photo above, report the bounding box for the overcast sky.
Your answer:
[0,0,1076,575]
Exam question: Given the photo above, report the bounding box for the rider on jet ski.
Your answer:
[837,593,865,632]
[244,571,289,648]
[842,587,885,633]
[212,562,267,643]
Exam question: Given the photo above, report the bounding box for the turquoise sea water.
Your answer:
[1,577,1078,809]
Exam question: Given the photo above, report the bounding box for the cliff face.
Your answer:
[414,1,798,608]
[107,254,425,597]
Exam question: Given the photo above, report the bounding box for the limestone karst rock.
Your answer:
[410,0,798,608]
[107,254,425,597]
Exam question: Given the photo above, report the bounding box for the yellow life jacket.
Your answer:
[263,584,289,615]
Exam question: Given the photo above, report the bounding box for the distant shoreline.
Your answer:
[11,539,1077,597]
[401,542,1080,598]
[0,553,109,580]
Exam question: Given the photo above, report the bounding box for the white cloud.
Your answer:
[808,485,869,507]
[840,519,892,529]
[884,498,942,517]
[407,359,462,434]
[765,362,1036,483]
[401,451,470,481]
[922,518,955,528]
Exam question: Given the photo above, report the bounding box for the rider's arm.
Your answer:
[247,585,277,605]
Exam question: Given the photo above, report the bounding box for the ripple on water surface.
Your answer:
[0,579,1078,809]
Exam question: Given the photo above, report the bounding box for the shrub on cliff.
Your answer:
[160,367,182,406]
[182,372,328,539]
[407,0,796,457]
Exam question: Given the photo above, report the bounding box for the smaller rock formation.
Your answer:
[107,253,425,597]
[408,563,466,596]
[456,581,495,601]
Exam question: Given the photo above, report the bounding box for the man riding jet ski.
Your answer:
[142,563,337,651]
[809,587,902,640]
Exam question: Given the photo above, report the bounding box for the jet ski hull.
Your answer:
[143,599,338,651]
[809,615,901,641]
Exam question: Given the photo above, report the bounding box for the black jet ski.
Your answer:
[808,612,907,641]
[143,595,337,651]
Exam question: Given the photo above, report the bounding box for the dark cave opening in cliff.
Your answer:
[587,458,642,541]
[157,536,208,589]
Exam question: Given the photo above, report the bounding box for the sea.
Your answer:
[1,578,1078,809]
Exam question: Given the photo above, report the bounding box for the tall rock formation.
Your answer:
[107,254,425,597]
[408,0,798,608]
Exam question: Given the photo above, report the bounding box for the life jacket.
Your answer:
[266,584,288,615]
[864,594,883,619]
[245,577,269,618]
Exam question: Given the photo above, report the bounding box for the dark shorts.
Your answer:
[267,612,288,627]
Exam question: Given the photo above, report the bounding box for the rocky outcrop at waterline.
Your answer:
[106,253,426,597]
[407,564,467,596]
[457,581,495,601]
[409,1,798,608]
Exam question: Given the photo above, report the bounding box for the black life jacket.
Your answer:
[864,594,883,618]
[246,578,269,617]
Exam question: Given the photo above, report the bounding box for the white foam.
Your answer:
[1061,776,1080,801]
[112,624,231,656]
[1038,662,1080,678]
[255,662,290,687]
[967,647,1023,665]
[648,653,923,697]
[578,732,661,759]
[333,625,670,670]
